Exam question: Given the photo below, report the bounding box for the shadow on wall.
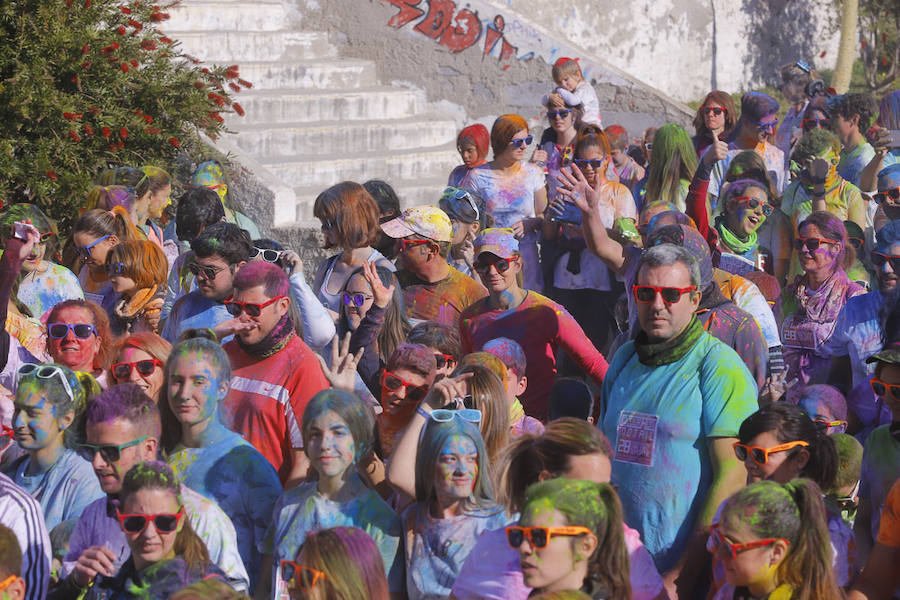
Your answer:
[739,0,837,89]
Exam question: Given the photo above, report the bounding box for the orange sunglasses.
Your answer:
[506,525,593,549]
[733,440,809,466]
[280,560,326,590]
[708,523,790,560]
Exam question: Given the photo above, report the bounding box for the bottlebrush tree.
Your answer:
[0,0,249,228]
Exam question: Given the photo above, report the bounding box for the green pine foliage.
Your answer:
[0,0,247,227]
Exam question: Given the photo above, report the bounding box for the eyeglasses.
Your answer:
[473,256,516,275]
[381,370,428,403]
[632,285,697,304]
[733,440,809,466]
[280,560,326,591]
[224,295,286,317]
[430,408,482,423]
[874,188,900,205]
[813,418,848,433]
[17,364,74,404]
[506,525,593,549]
[749,117,779,132]
[434,352,455,369]
[0,574,16,592]
[708,523,789,561]
[871,377,900,401]
[76,235,111,260]
[341,292,373,308]
[0,424,13,453]
[188,262,228,281]
[399,238,432,253]
[76,436,149,463]
[442,187,480,221]
[117,506,184,535]
[47,322,97,339]
[508,135,534,149]
[802,118,829,129]
[733,196,774,217]
[848,237,864,250]
[251,247,285,263]
[111,359,163,382]
[105,262,126,276]
[547,109,571,120]
[573,158,605,170]
[871,252,900,272]
[793,237,838,252]
[701,106,726,116]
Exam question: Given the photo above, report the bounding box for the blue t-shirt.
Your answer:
[262,476,404,597]
[821,290,883,391]
[162,291,231,342]
[167,428,281,590]
[3,449,104,531]
[600,331,758,572]
[838,142,876,188]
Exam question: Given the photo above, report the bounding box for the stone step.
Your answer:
[229,116,459,158]
[292,178,451,221]
[263,143,459,189]
[165,1,286,32]
[166,30,337,63]
[235,59,376,91]
[234,87,425,125]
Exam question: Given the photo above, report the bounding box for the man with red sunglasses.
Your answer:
[222,261,328,489]
[381,205,485,327]
[599,244,756,597]
[377,343,436,458]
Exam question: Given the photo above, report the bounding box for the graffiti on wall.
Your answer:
[383,0,533,66]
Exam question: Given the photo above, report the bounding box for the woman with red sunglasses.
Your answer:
[107,333,171,404]
[691,91,737,157]
[711,479,842,600]
[777,212,865,390]
[84,461,226,598]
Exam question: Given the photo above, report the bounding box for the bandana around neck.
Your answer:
[716,219,757,255]
[236,311,295,359]
[634,315,703,366]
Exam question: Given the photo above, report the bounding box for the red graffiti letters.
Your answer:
[385,0,424,29]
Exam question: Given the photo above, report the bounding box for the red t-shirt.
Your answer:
[459,292,608,421]
[223,335,329,484]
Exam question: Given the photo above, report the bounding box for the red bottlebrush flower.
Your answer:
[130,59,138,67]
[66,0,72,7]
[168,137,180,148]
[81,44,90,54]
[46,171,58,181]
[238,78,252,89]
[120,5,131,13]
[109,143,119,152]
[117,25,127,35]
[101,126,111,138]
[149,12,163,21]
[208,112,224,123]
[142,114,153,123]
[128,18,142,31]
[84,124,94,136]
[63,112,83,121]
[83,0,91,8]
[120,127,128,140]
[883,57,889,67]
[201,67,210,74]
[141,40,157,51]
[120,63,129,72]
[229,82,241,93]
[71,75,78,83]
[208,92,225,107]
[233,103,245,117]
[145,126,161,134]
[193,81,204,89]
[69,130,81,142]
[89,106,100,114]
[159,36,173,44]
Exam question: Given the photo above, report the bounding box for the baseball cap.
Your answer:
[866,341,900,365]
[474,228,518,259]
[439,187,485,226]
[380,206,452,243]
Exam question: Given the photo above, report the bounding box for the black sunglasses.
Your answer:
[188,262,227,280]
[874,188,900,205]
[871,252,900,272]
[793,237,837,251]
[573,158,604,169]
[77,436,149,463]
[547,109,571,120]
[473,256,515,275]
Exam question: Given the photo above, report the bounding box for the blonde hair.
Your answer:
[552,59,583,85]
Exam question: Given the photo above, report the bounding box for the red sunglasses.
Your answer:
[116,506,184,535]
[0,424,13,453]
[224,295,285,317]
[708,523,789,560]
[399,239,433,253]
[633,285,697,304]
[381,370,428,403]
[111,359,163,382]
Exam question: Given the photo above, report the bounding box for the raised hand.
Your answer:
[420,372,474,411]
[317,333,364,391]
[72,545,117,587]
[362,260,393,308]
[281,250,303,276]
[702,131,729,167]
[556,164,600,213]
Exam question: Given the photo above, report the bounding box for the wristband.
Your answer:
[416,406,430,420]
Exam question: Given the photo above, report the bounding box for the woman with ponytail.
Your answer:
[711,479,843,600]
[712,402,856,587]
[71,207,140,308]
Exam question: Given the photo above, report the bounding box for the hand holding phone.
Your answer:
[13,221,39,242]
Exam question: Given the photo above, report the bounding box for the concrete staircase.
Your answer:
[162,0,460,226]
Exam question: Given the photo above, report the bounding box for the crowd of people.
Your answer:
[2,56,900,600]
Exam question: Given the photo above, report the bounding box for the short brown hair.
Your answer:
[106,240,168,289]
[313,182,380,250]
[490,114,529,157]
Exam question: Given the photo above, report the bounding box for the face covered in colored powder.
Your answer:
[85,418,155,495]
[47,306,102,373]
[380,367,430,422]
[305,410,356,480]
[796,223,841,276]
[12,381,71,452]
[433,434,478,504]
[341,273,375,332]
[517,503,594,593]
[167,353,226,428]
[876,242,900,293]
[458,142,481,169]
[798,396,846,435]
[725,186,770,238]
[634,261,701,343]
[713,505,786,591]
[740,431,808,485]
[113,347,165,402]
[121,487,183,570]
